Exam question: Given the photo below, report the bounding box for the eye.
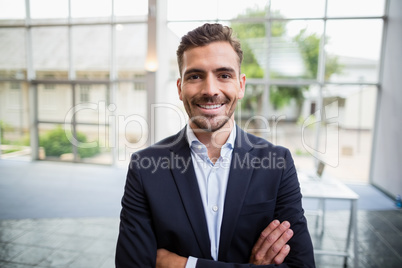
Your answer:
[187,74,200,80]
[220,73,231,79]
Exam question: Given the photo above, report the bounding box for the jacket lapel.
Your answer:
[218,126,254,261]
[169,128,212,259]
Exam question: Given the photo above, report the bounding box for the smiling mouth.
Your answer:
[197,104,224,109]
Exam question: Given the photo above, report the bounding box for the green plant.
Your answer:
[0,120,13,144]
[39,126,100,158]
[295,148,310,156]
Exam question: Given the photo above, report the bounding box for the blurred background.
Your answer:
[0,0,400,196]
[0,0,401,267]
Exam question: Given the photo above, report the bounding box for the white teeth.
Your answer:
[199,104,223,109]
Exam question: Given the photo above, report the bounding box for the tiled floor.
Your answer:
[0,218,118,268]
[308,209,402,268]
[0,210,401,267]
[0,160,401,267]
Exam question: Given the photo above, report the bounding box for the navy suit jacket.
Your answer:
[116,126,315,267]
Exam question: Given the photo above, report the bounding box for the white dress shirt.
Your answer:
[185,124,236,268]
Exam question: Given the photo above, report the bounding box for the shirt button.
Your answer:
[197,145,202,150]
[212,205,218,212]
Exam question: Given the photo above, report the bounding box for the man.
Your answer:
[116,23,315,267]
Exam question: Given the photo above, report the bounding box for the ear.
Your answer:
[177,78,183,101]
[238,73,246,100]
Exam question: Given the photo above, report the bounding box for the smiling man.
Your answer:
[178,41,245,133]
[116,23,315,268]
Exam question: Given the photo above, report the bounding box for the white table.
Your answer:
[298,171,359,268]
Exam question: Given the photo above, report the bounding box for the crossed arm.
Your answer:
[156,219,293,268]
[116,149,315,267]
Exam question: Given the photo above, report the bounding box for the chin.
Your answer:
[192,118,230,133]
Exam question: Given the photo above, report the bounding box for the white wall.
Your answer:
[371,0,402,198]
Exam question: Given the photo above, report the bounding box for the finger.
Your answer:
[259,221,291,255]
[273,244,291,265]
[251,220,280,256]
[266,228,293,262]
[254,221,292,264]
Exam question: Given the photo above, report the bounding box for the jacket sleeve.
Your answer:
[115,163,157,267]
[271,148,315,267]
[196,259,289,268]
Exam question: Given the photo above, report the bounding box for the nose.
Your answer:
[201,74,219,96]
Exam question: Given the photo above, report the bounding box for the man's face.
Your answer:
[177,41,246,132]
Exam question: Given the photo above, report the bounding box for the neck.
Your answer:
[190,120,235,162]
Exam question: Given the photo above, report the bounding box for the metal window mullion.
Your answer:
[312,0,328,168]
[0,20,148,29]
[147,0,157,145]
[71,83,78,161]
[369,0,390,184]
[30,84,39,158]
[110,0,117,165]
[25,0,33,80]
[377,0,390,87]
[165,15,385,26]
[25,0,39,160]
[260,2,271,141]
[111,0,117,82]
[68,0,78,162]
[68,0,75,80]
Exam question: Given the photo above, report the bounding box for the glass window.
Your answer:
[73,25,111,80]
[270,0,325,19]
[133,73,146,91]
[218,0,267,20]
[75,124,112,164]
[8,87,22,108]
[237,84,266,118]
[116,23,147,78]
[269,20,324,80]
[325,19,383,83]
[327,0,386,17]
[38,123,109,162]
[114,0,148,18]
[71,0,111,18]
[115,82,148,166]
[0,0,25,19]
[0,0,150,164]
[230,21,267,78]
[0,82,30,159]
[319,85,377,182]
[30,0,68,19]
[167,0,218,21]
[10,81,21,89]
[167,21,213,42]
[79,85,91,102]
[74,84,109,124]
[164,0,385,183]
[38,84,73,121]
[0,28,26,79]
[38,123,71,161]
[32,27,69,78]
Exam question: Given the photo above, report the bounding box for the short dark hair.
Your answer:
[176,23,243,76]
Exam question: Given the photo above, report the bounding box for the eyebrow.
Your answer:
[183,68,205,77]
[215,67,236,73]
[183,67,236,77]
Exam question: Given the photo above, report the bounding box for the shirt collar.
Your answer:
[186,122,236,151]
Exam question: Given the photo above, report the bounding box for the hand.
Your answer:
[249,220,293,265]
[156,248,188,268]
